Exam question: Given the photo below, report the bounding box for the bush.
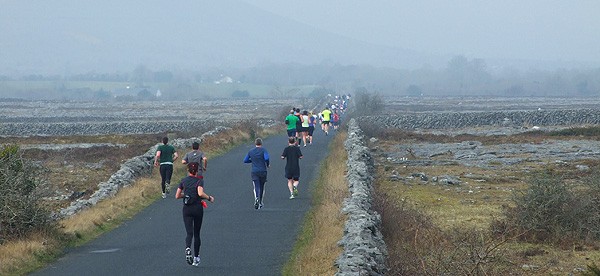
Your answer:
[231,90,250,98]
[499,169,600,245]
[373,192,512,275]
[0,145,52,244]
[350,91,383,117]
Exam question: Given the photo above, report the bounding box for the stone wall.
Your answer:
[362,108,600,130]
[0,119,277,136]
[335,119,387,275]
[53,126,229,219]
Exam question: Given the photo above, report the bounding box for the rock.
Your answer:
[433,175,461,185]
[410,172,428,181]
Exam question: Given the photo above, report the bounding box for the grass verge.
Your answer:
[0,125,280,276]
[282,131,348,276]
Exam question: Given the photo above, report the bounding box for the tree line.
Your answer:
[1,56,599,98]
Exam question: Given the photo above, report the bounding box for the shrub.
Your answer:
[499,169,600,245]
[231,90,250,98]
[0,145,53,244]
[350,91,383,117]
[373,191,512,275]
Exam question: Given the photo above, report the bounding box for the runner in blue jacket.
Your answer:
[243,138,270,209]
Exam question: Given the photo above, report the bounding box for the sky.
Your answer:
[1,0,599,76]
[243,0,600,64]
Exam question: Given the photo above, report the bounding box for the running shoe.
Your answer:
[192,256,200,267]
[289,194,295,199]
[254,198,260,209]
[293,186,299,197]
[165,184,170,194]
[185,248,193,265]
[162,192,166,199]
[258,202,264,209]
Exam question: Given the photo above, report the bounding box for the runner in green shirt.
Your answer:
[154,136,179,198]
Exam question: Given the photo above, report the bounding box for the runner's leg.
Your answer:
[193,208,204,257]
[160,165,168,193]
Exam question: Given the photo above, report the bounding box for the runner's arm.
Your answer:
[154,151,161,166]
[264,151,270,167]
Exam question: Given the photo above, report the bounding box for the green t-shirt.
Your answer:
[285,114,299,130]
[157,144,176,164]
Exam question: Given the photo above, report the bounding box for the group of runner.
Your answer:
[151,95,350,268]
[285,107,318,146]
[154,138,212,267]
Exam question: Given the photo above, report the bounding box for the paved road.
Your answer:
[33,130,334,276]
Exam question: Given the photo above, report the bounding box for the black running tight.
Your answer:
[159,164,173,192]
[183,205,204,257]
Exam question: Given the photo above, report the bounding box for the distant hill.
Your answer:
[0,0,434,75]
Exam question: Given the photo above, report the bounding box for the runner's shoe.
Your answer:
[254,198,260,209]
[185,248,193,265]
[192,256,200,267]
[293,186,299,197]
[258,202,264,209]
[289,194,295,199]
[162,192,166,199]
[165,183,171,194]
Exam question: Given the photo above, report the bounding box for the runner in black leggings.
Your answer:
[154,137,179,198]
[175,162,215,267]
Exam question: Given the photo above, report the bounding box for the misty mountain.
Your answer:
[0,0,436,76]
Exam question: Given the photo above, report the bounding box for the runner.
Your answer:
[300,110,310,147]
[243,138,270,209]
[154,136,179,198]
[332,110,340,130]
[294,108,302,145]
[307,111,317,145]
[321,106,332,135]
[281,137,303,199]
[285,109,299,142]
[175,162,215,267]
[181,141,207,184]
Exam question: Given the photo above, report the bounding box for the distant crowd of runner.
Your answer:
[152,93,350,268]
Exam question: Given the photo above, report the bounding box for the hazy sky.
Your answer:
[1,0,599,75]
[243,0,600,64]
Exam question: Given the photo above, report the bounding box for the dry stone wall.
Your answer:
[52,126,229,219]
[0,119,277,136]
[336,118,387,275]
[363,109,600,130]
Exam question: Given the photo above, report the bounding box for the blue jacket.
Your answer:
[243,147,270,173]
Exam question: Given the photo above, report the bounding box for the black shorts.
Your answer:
[285,172,300,180]
[308,126,315,136]
[322,121,330,125]
[287,129,297,137]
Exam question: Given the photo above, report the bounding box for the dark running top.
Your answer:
[157,144,176,164]
[243,147,270,173]
[178,175,204,206]
[281,145,302,174]
[183,150,205,176]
